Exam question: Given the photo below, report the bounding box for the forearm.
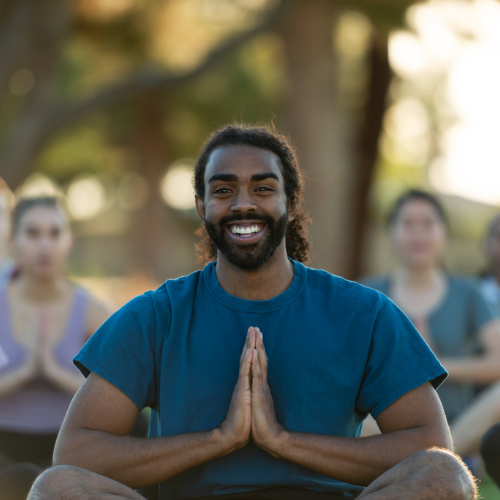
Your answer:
[266,427,450,487]
[54,427,234,489]
[443,357,500,383]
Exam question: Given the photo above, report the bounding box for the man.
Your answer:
[30,125,476,500]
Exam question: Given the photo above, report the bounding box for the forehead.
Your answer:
[17,205,67,230]
[397,199,442,219]
[204,145,283,182]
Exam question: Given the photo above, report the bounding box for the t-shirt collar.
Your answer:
[203,258,307,312]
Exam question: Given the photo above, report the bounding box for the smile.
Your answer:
[229,224,264,236]
[225,222,266,242]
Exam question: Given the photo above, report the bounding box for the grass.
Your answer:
[478,476,500,500]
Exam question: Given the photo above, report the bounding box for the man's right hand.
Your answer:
[218,327,255,451]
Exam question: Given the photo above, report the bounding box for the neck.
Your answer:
[14,272,69,303]
[215,243,294,300]
[395,265,442,289]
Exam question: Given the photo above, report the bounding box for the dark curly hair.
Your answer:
[193,123,311,265]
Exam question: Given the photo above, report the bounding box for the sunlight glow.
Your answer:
[67,177,107,220]
[389,0,500,206]
[160,161,196,211]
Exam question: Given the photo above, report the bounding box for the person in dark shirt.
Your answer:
[29,125,475,500]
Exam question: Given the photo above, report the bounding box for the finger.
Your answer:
[251,348,264,392]
[239,327,253,366]
[249,327,257,350]
[239,348,252,391]
[255,328,268,381]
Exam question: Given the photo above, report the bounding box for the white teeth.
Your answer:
[230,225,263,235]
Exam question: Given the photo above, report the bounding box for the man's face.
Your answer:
[196,145,290,270]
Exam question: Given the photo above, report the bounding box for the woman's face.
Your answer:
[390,199,447,270]
[11,206,72,279]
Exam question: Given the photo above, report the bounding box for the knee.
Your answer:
[28,465,90,500]
[480,423,500,464]
[414,448,477,500]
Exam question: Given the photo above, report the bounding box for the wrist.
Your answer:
[212,425,244,456]
[261,426,289,459]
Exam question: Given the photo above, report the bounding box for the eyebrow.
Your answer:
[208,172,280,184]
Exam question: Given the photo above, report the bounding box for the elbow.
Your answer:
[422,426,453,453]
[53,430,87,468]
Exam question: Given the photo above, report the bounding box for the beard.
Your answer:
[204,211,288,270]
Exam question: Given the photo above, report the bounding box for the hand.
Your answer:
[250,327,285,456]
[24,315,46,378]
[218,327,254,451]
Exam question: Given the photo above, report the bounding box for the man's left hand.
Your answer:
[250,327,285,457]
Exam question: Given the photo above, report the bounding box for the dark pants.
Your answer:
[189,487,360,500]
[0,412,151,500]
[0,430,57,500]
[139,486,361,500]
[481,423,500,489]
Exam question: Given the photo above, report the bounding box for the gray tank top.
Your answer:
[0,286,89,434]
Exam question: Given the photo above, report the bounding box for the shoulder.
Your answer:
[303,266,387,311]
[358,274,390,294]
[85,294,113,338]
[447,274,484,297]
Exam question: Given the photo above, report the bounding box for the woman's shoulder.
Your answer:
[358,274,390,294]
[73,285,113,337]
[446,274,483,295]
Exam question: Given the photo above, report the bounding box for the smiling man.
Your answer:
[29,125,476,500]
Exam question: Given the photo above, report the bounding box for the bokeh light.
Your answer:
[160,160,196,211]
[16,174,61,198]
[66,176,107,220]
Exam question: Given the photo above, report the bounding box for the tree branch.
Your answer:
[0,0,288,189]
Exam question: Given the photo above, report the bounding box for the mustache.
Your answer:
[217,213,273,227]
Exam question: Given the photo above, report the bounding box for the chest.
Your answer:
[155,303,372,436]
[8,298,73,347]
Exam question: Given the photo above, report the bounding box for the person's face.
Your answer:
[486,221,500,271]
[11,206,72,278]
[195,145,294,270]
[390,199,447,270]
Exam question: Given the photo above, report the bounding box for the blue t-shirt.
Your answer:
[74,260,447,499]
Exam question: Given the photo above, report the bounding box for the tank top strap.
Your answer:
[52,286,90,372]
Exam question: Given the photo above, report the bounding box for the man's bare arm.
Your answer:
[250,330,452,487]
[54,330,256,489]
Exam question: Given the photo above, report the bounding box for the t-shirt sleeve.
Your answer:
[74,292,157,411]
[356,298,447,419]
[469,281,500,334]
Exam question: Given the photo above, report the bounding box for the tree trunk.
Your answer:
[349,31,392,279]
[282,0,356,275]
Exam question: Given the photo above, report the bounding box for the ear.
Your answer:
[288,193,300,222]
[195,195,206,220]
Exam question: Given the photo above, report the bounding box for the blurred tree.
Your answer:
[281,0,409,277]
[0,0,287,278]
[0,0,286,190]
[0,0,416,279]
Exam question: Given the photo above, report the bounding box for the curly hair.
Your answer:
[193,123,311,265]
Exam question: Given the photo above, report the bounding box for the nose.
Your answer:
[231,189,257,215]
